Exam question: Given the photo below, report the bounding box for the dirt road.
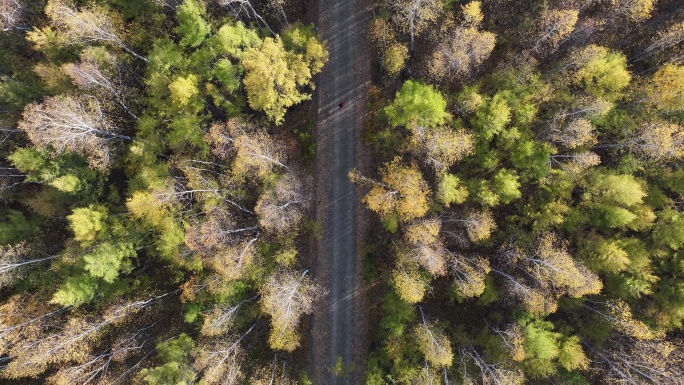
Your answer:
[310,0,370,383]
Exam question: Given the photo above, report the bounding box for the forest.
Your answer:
[1,0,684,384]
[360,0,684,383]
[0,0,326,383]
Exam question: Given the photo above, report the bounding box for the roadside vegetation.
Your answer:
[360,0,684,383]
[0,0,326,383]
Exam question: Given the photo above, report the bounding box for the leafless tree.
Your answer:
[260,269,322,334]
[0,0,23,31]
[589,336,684,384]
[62,49,137,119]
[45,0,147,61]
[457,345,525,385]
[194,324,255,385]
[18,95,131,169]
[389,0,443,51]
[217,0,275,35]
[0,243,58,288]
[201,296,258,337]
[255,172,309,234]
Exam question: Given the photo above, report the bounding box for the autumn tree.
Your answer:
[242,25,327,124]
[399,219,448,276]
[443,210,496,242]
[409,125,474,171]
[582,299,657,340]
[591,336,684,383]
[428,3,495,82]
[389,0,443,51]
[457,345,525,385]
[498,233,602,300]
[633,22,684,62]
[350,158,431,222]
[1,296,161,379]
[194,325,255,385]
[18,95,131,168]
[627,121,684,161]
[369,18,409,77]
[255,172,310,234]
[207,118,287,180]
[545,117,597,149]
[391,267,428,303]
[44,0,147,61]
[184,206,258,254]
[62,48,136,118]
[448,254,490,299]
[260,270,322,351]
[415,309,453,367]
[530,8,578,56]
[646,63,684,111]
[608,0,654,21]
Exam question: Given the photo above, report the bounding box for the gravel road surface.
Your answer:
[310,0,371,383]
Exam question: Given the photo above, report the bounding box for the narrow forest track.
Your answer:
[310,0,371,383]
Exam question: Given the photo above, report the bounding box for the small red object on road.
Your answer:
[339,102,345,108]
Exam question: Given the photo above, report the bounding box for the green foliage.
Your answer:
[169,74,200,106]
[83,241,136,283]
[522,320,561,378]
[510,140,555,182]
[574,48,631,99]
[379,291,415,337]
[241,25,328,124]
[653,209,684,250]
[51,275,98,307]
[212,22,262,58]
[437,173,469,207]
[175,0,210,48]
[473,92,510,140]
[471,179,500,207]
[384,80,450,128]
[68,206,106,244]
[584,173,646,207]
[0,210,36,245]
[492,169,521,204]
[140,334,196,385]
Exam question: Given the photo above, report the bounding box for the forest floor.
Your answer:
[309,0,372,382]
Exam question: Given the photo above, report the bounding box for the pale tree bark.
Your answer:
[62,51,137,119]
[255,172,309,234]
[194,324,255,385]
[260,269,323,333]
[0,243,58,288]
[217,0,276,35]
[18,95,131,169]
[457,345,525,385]
[45,0,147,62]
[389,0,442,52]
[589,336,684,384]
[0,0,23,31]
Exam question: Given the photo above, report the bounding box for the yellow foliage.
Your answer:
[392,268,427,303]
[357,158,431,222]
